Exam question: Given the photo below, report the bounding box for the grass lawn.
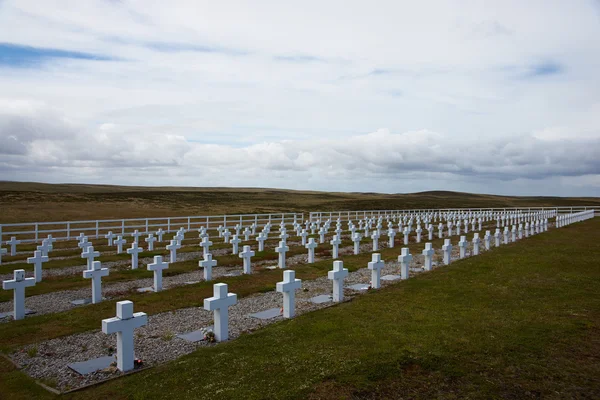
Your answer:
[0,217,598,398]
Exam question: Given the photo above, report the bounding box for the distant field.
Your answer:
[0,181,599,223]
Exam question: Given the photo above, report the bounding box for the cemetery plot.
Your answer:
[0,208,584,394]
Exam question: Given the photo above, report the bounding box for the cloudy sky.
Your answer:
[1,0,600,196]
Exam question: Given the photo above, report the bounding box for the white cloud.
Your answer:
[0,0,599,196]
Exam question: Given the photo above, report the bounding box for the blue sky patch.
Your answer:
[0,43,113,67]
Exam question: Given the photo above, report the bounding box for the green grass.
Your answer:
[0,218,598,399]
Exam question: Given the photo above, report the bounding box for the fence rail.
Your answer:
[309,206,597,222]
[1,206,596,245]
[0,213,302,244]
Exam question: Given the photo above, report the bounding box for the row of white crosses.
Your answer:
[0,209,566,323]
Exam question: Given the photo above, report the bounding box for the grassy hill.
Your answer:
[0,181,598,223]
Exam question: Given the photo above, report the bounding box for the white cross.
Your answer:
[230,235,241,255]
[222,229,231,243]
[458,236,468,259]
[276,270,301,318]
[511,226,517,242]
[442,239,452,265]
[81,245,100,271]
[199,253,217,281]
[45,234,57,246]
[166,240,181,263]
[305,238,318,263]
[371,231,379,251]
[438,223,444,238]
[200,236,213,257]
[203,283,237,342]
[131,230,142,245]
[147,255,169,292]
[127,242,144,269]
[422,243,435,271]
[145,234,157,251]
[279,230,289,243]
[524,223,530,238]
[156,228,164,242]
[105,231,115,246]
[114,236,127,254]
[256,232,267,252]
[398,247,413,280]
[416,226,422,243]
[330,235,342,259]
[173,233,183,246]
[328,260,348,302]
[83,260,109,303]
[27,250,48,282]
[37,239,53,257]
[503,227,509,244]
[518,224,523,240]
[77,233,87,242]
[300,229,309,246]
[352,233,362,255]
[217,225,224,237]
[318,227,327,244]
[78,238,91,252]
[235,224,241,235]
[368,253,385,289]
[239,245,255,274]
[250,223,257,235]
[387,228,396,248]
[463,220,469,234]
[275,240,289,269]
[472,233,481,255]
[494,229,501,247]
[243,227,251,241]
[6,237,21,256]
[484,231,491,250]
[102,300,147,372]
[2,269,35,320]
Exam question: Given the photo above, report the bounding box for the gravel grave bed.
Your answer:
[8,241,492,392]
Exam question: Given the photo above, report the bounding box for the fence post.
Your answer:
[67,222,70,240]
[187,217,191,231]
[167,218,171,233]
[121,220,125,235]
[35,223,39,241]
[145,218,149,234]
[96,220,99,239]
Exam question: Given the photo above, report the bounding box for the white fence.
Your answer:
[0,213,302,244]
[309,206,597,223]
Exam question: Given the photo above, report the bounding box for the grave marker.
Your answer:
[328,261,349,302]
[203,283,237,342]
[398,248,413,280]
[114,236,127,254]
[127,242,143,269]
[442,239,452,265]
[27,250,48,282]
[276,270,301,318]
[199,254,217,281]
[2,269,35,320]
[7,237,21,256]
[101,301,147,372]
[239,245,255,274]
[166,240,181,263]
[422,243,434,271]
[83,260,109,303]
[147,255,169,292]
[368,253,385,289]
[306,238,318,263]
[275,241,289,269]
[145,234,157,251]
[81,246,99,271]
